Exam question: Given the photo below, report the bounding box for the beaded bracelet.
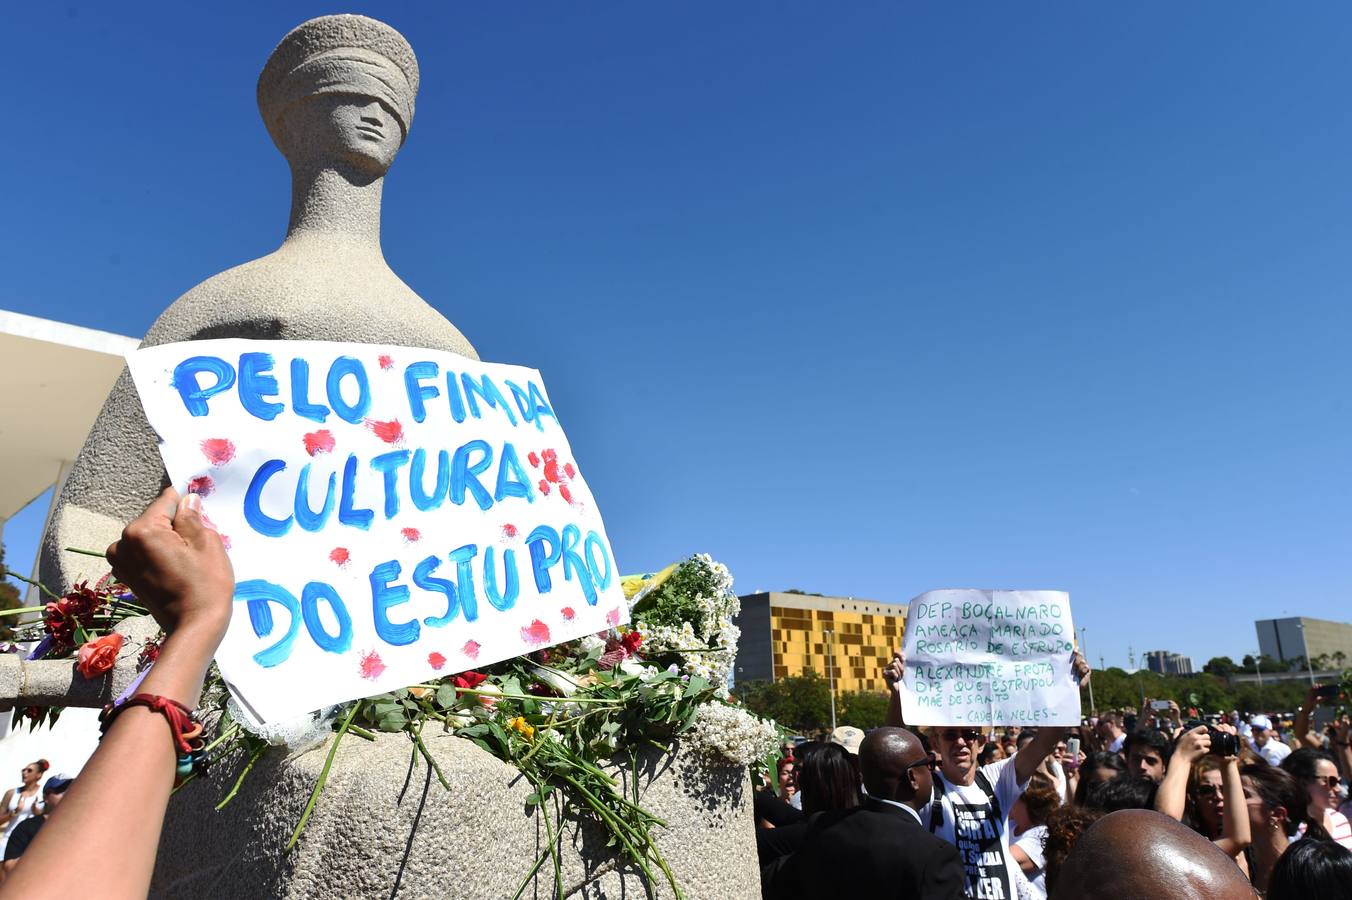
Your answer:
[99,693,208,782]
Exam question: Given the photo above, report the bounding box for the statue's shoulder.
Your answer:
[142,250,478,359]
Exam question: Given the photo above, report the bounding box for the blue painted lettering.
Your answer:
[290,358,330,423]
[243,459,293,537]
[171,355,235,417]
[370,560,419,646]
[301,582,353,653]
[327,356,371,424]
[235,579,300,668]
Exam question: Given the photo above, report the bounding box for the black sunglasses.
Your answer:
[940,730,981,743]
[906,753,940,772]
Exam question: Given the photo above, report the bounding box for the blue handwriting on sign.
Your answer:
[233,531,611,667]
[172,353,556,430]
[241,442,536,537]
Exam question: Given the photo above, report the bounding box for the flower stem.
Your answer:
[454,687,621,705]
[0,606,47,618]
[412,723,451,791]
[216,742,267,810]
[511,841,554,900]
[286,700,361,851]
[201,723,240,755]
[62,547,108,559]
[533,774,565,900]
[0,570,59,601]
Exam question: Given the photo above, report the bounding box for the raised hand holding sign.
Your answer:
[899,589,1082,727]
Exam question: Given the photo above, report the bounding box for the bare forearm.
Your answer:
[1220,758,1250,854]
[1292,708,1314,749]
[886,688,904,727]
[1154,758,1191,820]
[0,625,221,898]
[1016,727,1066,783]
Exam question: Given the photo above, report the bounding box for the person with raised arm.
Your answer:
[0,487,233,899]
[883,647,1092,899]
[1153,724,1251,868]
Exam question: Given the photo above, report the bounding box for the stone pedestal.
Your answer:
[151,731,759,899]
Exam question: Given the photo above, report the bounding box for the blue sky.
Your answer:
[4,3,1350,672]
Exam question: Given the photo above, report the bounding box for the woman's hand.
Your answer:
[1175,724,1212,764]
[105,487,233,639]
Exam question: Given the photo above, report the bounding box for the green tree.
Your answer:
[838,690,890,730]
[735,670,833,734]
[1203,656,1237,678]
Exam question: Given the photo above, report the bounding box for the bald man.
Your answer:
[1051,809,1257,899]
[766,728,964,899]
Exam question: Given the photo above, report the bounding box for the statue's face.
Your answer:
[280,93,403,177]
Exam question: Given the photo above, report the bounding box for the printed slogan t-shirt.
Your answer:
[921,756,1028,900]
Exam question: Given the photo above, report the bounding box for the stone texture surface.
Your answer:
[0,615,160,710]
[39,13,478,595]
[152,732,759,899]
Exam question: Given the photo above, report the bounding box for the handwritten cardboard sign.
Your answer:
[900,589,1080,727]
[127,339,627,722]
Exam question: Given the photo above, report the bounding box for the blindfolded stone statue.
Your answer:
[40,15,477,593]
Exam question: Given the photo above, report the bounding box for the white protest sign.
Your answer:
[127,339,627,722]
[900,589,1080,727]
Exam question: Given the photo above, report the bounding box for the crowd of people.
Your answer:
[2,489,1352,898]
[754,651,1352,898]
[0,760,74,873]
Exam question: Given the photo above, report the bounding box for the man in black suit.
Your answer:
[766,727,965,899]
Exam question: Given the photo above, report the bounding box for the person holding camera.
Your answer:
[1154,724,1251,871]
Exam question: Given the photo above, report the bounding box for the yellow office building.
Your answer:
[733,592,907,693]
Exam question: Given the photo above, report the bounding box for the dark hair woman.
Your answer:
[757,743,862,874]
[1266,838,1352,900]
[1242,761,1330,894]
[1042,804,1103,895]
[796,742,862,817]
[1281,747,1352,850]
[1071,751,1125,807]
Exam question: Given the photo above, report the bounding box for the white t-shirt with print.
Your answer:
[921,755,1029,900]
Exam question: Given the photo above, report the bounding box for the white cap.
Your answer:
[1250,714,1273,730]
[829,726,864,754]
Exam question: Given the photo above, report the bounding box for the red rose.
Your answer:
[76,633,124,679]
[620,631,643,655]
[452,671,488,691]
